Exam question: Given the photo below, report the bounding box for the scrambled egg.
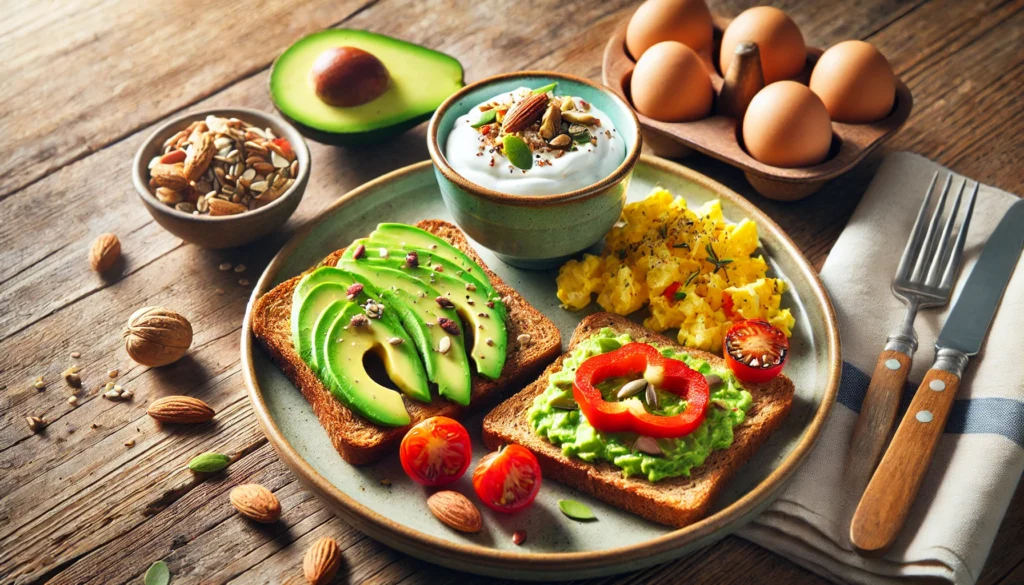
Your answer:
[556,188,795,353]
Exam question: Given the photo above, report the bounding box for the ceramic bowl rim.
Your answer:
[131,107,311,223]
[240,155,841,576]
[427,71,642,206]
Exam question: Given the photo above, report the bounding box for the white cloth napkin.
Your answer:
[737,152,1024,584]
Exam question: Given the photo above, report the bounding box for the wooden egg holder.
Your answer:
[601,16,913,201]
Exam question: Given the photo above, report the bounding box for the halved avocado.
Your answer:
[337,261,472,406]
[270,29,464,144]
[370,223,493,292]
[322,302,429,426]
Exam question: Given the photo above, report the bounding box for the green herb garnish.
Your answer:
[684,271,700,287]
[188,452,230,473]
[705,243,733,278]
[558,499,597,521]
[144,561,170,585]
[532,82,557,94]
[502,135,533,170]
[673,242,690,250]
[471,109,497,128]
[673,290,687,301]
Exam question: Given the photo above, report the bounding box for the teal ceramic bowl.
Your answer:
[427,71,641,269]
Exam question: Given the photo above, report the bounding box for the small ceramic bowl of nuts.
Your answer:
[132,108,311,248]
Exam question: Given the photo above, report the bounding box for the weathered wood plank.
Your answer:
[0,0,376,200]
[1,0,1021,584]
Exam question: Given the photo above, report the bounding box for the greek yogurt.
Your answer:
[445,87,625,196]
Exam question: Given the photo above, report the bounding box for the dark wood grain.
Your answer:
[0,0,1021,583]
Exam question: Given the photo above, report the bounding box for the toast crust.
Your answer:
[251,220,561,465]
[481,312,794,528]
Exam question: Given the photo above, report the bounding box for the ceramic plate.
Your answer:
[241,155,840,580]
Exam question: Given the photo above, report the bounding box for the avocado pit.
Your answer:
[310,46,390,108]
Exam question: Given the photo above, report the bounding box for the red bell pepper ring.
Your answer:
[572,343,710,439]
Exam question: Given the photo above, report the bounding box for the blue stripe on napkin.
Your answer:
[838,361,1024,447]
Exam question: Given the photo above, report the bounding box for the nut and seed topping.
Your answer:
[148,115,298,216]
[387,337,404,346]
[438,336,452,354]
[512,530,527,545]
[346,283,364,300]
[352,244,366,259]
[435,296,455,309]
[438,317,461,335]
[379,247,389,258]
[349,314,369,328]
[405,251,419,268]
[465,283,477,292]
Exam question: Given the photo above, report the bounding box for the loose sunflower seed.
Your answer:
[704,373,723,388]
[387,337,404,346]
[438,336,451,354]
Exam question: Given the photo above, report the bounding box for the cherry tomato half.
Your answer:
[724,320,789,384]
[472,444,542,513]
[399,416,472,486]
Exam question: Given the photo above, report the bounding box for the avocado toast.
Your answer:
[252,220,561,464]
[482,312,794,528]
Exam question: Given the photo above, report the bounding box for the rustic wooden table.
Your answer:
[2,0,1021,583]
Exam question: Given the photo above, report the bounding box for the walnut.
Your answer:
[123,306,193,367]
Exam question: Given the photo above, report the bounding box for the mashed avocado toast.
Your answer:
[482,312,794,528]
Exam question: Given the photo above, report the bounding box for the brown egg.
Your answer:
[630,41,713,122]
[742,81,833,168]
[810,40,896,123]
[626,0,714,59]
[720,7,806,84]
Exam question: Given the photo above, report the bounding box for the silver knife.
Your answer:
[850,198,1024,555]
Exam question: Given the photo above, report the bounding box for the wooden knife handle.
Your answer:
[850,367,961,554]
[846,349,912,494]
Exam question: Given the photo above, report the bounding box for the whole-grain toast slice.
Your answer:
[481,312,794,528]
[252,220,561,465]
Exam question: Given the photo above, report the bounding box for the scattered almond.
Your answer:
[89,233,121,272]
[229,484,282,523]
[426,490,482,533]
[303,536,342,585]
[512,529,527,545]
[147,396,215,424]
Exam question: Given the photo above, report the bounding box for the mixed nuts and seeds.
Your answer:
[147,114,299,216]
[472,87,603,171]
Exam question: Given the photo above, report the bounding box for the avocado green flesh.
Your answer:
[370,223,492,292]
[352,239,494,297]
[321,303,420,426]
[294,282,353,366]
[346,258,507,379]
[292,269,387,367]
[270,29,463,136]
[528,329,753,483]
[311,298,347,372]
[338,260,472,405]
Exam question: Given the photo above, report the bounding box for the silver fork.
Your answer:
[845,172,978,495]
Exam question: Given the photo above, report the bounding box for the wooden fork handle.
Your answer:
[846,349,912,494]
[850,367,961,555]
